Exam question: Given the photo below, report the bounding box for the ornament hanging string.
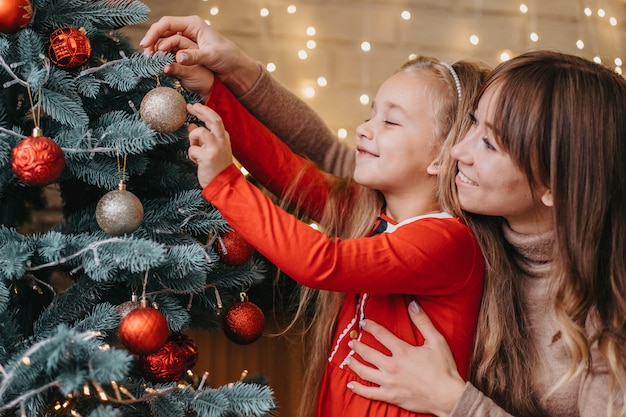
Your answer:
[115,145,127,185]
[25,84,41,129]
[140,269,149,306]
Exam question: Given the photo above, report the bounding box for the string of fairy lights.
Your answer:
[197,0,624,141]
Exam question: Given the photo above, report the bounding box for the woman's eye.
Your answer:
[468,113,477,125]
[384,120,399,126]
[482,136,496,151]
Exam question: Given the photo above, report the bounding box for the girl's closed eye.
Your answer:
[468,112,478,125]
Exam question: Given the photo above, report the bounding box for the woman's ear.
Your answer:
[426,159,440,176]
[541,189,553,207]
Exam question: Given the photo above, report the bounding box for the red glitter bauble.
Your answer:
[0,0,32,33]
[12,130,65,186]
[223,301,265,345]
[48,26,92,69]
[213,230,255,266]
[138,333,198,383]
[119,307,169,355]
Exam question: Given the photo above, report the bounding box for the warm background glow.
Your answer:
[126,0,625,146]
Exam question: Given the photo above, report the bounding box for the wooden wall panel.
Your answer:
[187,322,305,417]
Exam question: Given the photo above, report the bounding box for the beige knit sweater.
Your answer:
[235,66,616,417]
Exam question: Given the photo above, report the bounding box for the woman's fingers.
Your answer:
[140,16,206,51]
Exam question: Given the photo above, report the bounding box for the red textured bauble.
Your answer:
[12,130,65,186]
[213,230,255,266]
[138,333,198,383]
[0,0,33,33]
[223,301,265,345]
[118,307,169,355]
[48,26,92,69]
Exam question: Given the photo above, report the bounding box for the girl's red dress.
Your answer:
[203,79,484,417]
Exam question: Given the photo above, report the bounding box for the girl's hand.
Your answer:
[186,103,233,188]
[347,301,466,417]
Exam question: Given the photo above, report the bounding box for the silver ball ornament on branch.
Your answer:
[139,86,187,133]
[96,180,144,236]
[116,293,141,319]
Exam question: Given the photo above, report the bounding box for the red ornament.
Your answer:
[0,0,32,33]
[138,333,198,383]
[119,307,169,355]
[213,230,255,266]
[12,128,65,186]
[223,299,265,345]
[48,26,92,69]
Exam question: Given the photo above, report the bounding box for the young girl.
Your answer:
[186,57,488,417]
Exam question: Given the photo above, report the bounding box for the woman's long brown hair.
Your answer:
[463,51,626,416]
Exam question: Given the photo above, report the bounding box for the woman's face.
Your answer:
[450,86,553,234]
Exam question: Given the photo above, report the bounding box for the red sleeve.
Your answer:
[206,78,337,221]
[203,165,484,296]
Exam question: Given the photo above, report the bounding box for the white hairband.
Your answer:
[441,62,462,103]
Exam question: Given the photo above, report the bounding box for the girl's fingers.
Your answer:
[187,103,228,141]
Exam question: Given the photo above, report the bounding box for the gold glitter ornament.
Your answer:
[139,86,187,133]
[95,181,144,236]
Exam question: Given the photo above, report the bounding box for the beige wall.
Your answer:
[125,0,625,147]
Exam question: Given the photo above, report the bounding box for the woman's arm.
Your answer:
[141,15,355,177]
[236,66,355,177]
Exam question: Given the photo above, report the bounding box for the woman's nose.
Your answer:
[451,131,473,163]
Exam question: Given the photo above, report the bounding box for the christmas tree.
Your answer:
[0,0,275,416]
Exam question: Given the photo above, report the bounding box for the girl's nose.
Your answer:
[356,121,373,141]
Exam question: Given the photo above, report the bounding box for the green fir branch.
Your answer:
[187,389,230,417]
[35,0,149,32]
[219,382,276,417]
[40,88,90,128]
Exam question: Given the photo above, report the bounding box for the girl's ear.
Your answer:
[541,189,553,207]
[426,159,440,176]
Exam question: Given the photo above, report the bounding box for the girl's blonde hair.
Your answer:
[278,56,490,417]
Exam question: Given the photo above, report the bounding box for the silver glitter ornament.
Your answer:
[96,181,144,236]
[116,293,142,319]
[139,86,187,133]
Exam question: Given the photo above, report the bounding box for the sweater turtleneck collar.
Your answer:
[502,221,554,275]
